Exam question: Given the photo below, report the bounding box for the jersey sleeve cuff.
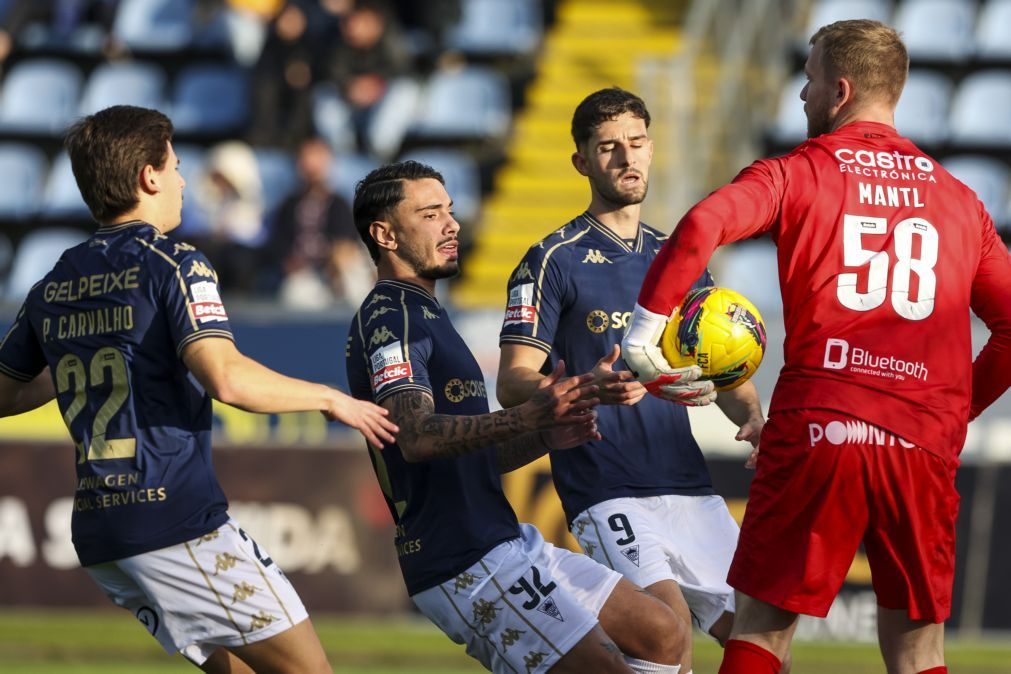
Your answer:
[499,334,552,354]
[175,329,235,356]
[374,382,433,405]
[0,360,38,382]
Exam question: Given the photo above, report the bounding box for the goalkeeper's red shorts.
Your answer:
[727,409,959,623]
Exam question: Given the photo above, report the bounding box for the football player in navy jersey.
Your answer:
[347,160,695,674]
[0,105,397,674]
[497,88,772,672]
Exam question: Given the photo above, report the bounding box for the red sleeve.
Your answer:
[969,204,1011,420]
[637,158,786,315]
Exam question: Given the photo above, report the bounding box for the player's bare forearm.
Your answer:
[497,343,549,408]
[0,369,55,417]
[384,389,533,462]
[495,431,550,473]
[717,380,765,448]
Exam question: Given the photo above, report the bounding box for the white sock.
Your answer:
[624,656,681,673]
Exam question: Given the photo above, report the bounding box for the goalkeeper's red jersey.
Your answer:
[639,121,1011,461]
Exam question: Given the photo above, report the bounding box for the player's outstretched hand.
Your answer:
[736,415,764,469]
[542,409,601,450]
[524,360,599,428]
[591,344,647,406]
[324,390,399,448]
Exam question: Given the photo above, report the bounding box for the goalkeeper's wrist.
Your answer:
[623,303,669,348]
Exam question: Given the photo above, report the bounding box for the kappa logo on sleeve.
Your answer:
[189,280,228,323]
[370,341,412,391]
[503,283,536,326]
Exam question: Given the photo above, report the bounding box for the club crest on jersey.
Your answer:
[189,281,228,323]
[370,341,412,391]
[620,545,640,567]
[504,283,536,326]
[369,326,397,347]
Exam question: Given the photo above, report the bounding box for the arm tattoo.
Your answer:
[495,431,550,473]
[384,389,532,461]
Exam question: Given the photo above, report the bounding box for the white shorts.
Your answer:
[412,523,622,674]
[85,518,308,665]
[571,494,739,633]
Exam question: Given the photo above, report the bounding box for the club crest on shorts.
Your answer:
[621,544,640,567]
[536,596,564,622]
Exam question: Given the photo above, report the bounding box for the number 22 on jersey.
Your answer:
[836,214,938,320]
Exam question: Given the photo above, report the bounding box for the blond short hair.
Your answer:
[810,19,909,106]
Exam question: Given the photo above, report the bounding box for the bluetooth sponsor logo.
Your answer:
[808,419,915,448]
[823,338,928,382]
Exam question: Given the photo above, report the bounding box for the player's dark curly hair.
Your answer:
[353,160,445,264]
[570,87,651,149]
[64,105,174,223]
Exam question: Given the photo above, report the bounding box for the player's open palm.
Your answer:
[592,344,647,406]
[324,390,399,447]
[525,360,599,428]
[543,409,601,450]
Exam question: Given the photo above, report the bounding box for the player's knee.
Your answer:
[630,604,691,665]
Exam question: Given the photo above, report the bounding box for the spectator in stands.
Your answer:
[248,0,344,148]
[190,140,265,293]
[268,137,373,308]
[325,0,410,154]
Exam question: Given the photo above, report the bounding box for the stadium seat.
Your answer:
[113,0,194,51]
[79,62,168,115]
[0,231,12,296]
[6,227,90,301]
[0,144,47,220]
[949,71,1011,146]
[800,0,891,47]
[0,59,83,134]
[943,155,1010,224]
[411,66,511,141]
[367,77,422,159]
[894,70,951,146]
[253,147,298,215]
[171,64,249,135]
[399,148,482,223]
[769,72,808,146]
[445,0,543,56]
[41,152,91,220]
[329,153,381,204]
[893,0,976,62]
[977,0,1011,60]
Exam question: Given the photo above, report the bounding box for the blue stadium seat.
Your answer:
[895,70,951,145]
[411,67,511,141]
[949,71,1011,146]
[445,0,543,56]
[113,0,194,51]
[801,0,891,46]
[329,153,381,204]
[6,228,89,301]
[311,83,356,154]
[977,0,1011,60]
[0,231,12,296]
[943,155,1010,224]
[367,77,421,159]
[0,59,83,134]
[41,152,91,220]
[79,61,167,115]
[253,147,298,215]
[893,0,976,62]
[0,144,47,219]
[171,64,249,134]
[398,148,482,223]
[770,72,808,146]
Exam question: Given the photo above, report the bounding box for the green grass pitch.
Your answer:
[1,609,1009,673]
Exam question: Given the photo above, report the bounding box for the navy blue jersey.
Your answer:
[0,221,232,565]
[346,280,519,595]
[500,213,716,524]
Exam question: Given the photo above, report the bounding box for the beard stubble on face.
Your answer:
[592,171,648,208]
[398,236,460,280]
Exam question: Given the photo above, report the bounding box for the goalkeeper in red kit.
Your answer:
[621,20,1011,674]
